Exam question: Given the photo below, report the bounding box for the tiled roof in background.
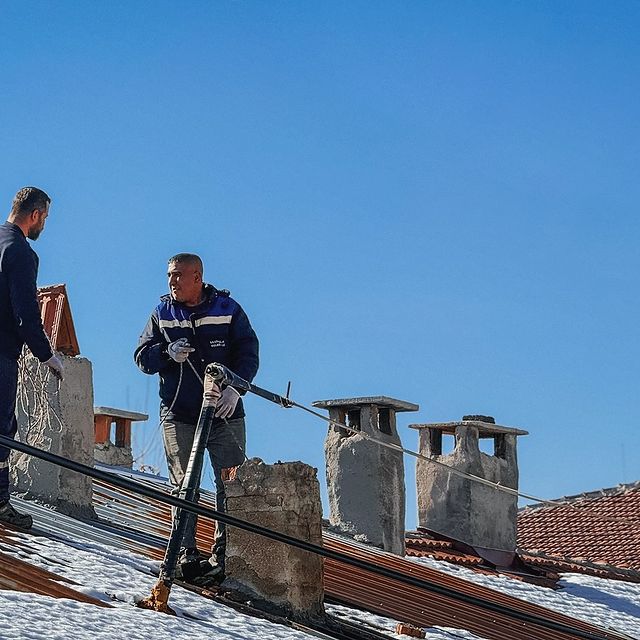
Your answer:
[406,528,640,584]
[37,284,80,356]
[518,482,640,575]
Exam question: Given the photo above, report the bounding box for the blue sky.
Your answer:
[1,1,639,529]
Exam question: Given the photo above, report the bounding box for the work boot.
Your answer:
[190,556,225,588]
[175,547,202,581]
[0,501,33,531]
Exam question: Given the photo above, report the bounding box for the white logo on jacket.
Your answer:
[210,339,226,348]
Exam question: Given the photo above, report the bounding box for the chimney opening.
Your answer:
[442,433,456,454]
[347,409,361,431]
[494,434,507,459]
[378,408,392,435]
[478,438,494,455]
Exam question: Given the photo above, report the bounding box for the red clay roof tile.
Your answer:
[518,481,640,577]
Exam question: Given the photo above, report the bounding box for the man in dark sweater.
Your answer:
[0,187,64,529]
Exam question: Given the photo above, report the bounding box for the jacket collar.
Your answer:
[160,283,217,307]
[2,221,26,238]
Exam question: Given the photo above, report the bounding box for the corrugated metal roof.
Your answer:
[87,468,631,640]
[0,526,110,607]
[322,535,629,640]
[1,465,633,640]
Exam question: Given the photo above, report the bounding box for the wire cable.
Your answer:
[207,364,638,524]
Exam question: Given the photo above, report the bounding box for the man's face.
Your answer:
[168,261,202,305]
[27,205,49,241]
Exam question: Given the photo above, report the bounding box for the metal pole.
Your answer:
[138,367,219,613]
[158,404,216,585]
[207,362,293,406]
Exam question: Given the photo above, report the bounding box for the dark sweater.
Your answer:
[0,222,53,362]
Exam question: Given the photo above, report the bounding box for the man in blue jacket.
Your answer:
[135,253,259,585]
[0,187,64,530]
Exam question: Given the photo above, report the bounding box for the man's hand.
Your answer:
[167,338,195,363]
[44,354,64,381]
[215,386,240,418]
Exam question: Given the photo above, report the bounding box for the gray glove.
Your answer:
[44,354,64,381]
[167,338,195,363]
[215,386,241,418]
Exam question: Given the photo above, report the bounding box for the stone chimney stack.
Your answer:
[314,395,419,556]
[223,458,324,622]
[411,415,528,554]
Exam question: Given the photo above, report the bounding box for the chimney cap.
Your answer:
[409,420,528,437]
[312,396,419,412]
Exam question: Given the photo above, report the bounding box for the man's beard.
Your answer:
[28,226,42,240]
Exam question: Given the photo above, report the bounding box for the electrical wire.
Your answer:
[206,364,639,525]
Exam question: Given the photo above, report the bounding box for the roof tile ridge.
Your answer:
[518,479,640,513]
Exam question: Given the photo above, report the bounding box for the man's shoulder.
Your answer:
[203,284,240,310]
[0,224,34,265]
[0,223,23,248]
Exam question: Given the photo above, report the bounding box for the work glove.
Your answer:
[167,338,195,363]
[44,354,64,381]
[215,385,241,419]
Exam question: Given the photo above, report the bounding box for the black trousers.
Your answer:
[0,354,18,502]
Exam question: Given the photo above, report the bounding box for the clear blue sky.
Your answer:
[2,1,639,529]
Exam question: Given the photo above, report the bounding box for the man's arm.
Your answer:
[7,247,53,362]
[228,304,259,384]
[134,311,172,374]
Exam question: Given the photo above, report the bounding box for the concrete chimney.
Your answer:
[12,354,96,519]
[223,458,324,622]
[314,395,419,556]
[411,415,528,554]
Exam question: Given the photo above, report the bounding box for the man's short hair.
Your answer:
[168,253,203,274]
[10,187,51,220]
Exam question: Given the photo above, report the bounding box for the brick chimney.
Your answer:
[411,416,528,555]
[93,407,148,468]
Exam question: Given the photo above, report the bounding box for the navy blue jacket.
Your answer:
[134,284,259,425]
[0,222,53,362]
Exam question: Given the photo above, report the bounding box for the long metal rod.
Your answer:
[158,404,215,585]
[0,433,627,640]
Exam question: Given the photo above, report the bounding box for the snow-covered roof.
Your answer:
[0,471,638,640]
